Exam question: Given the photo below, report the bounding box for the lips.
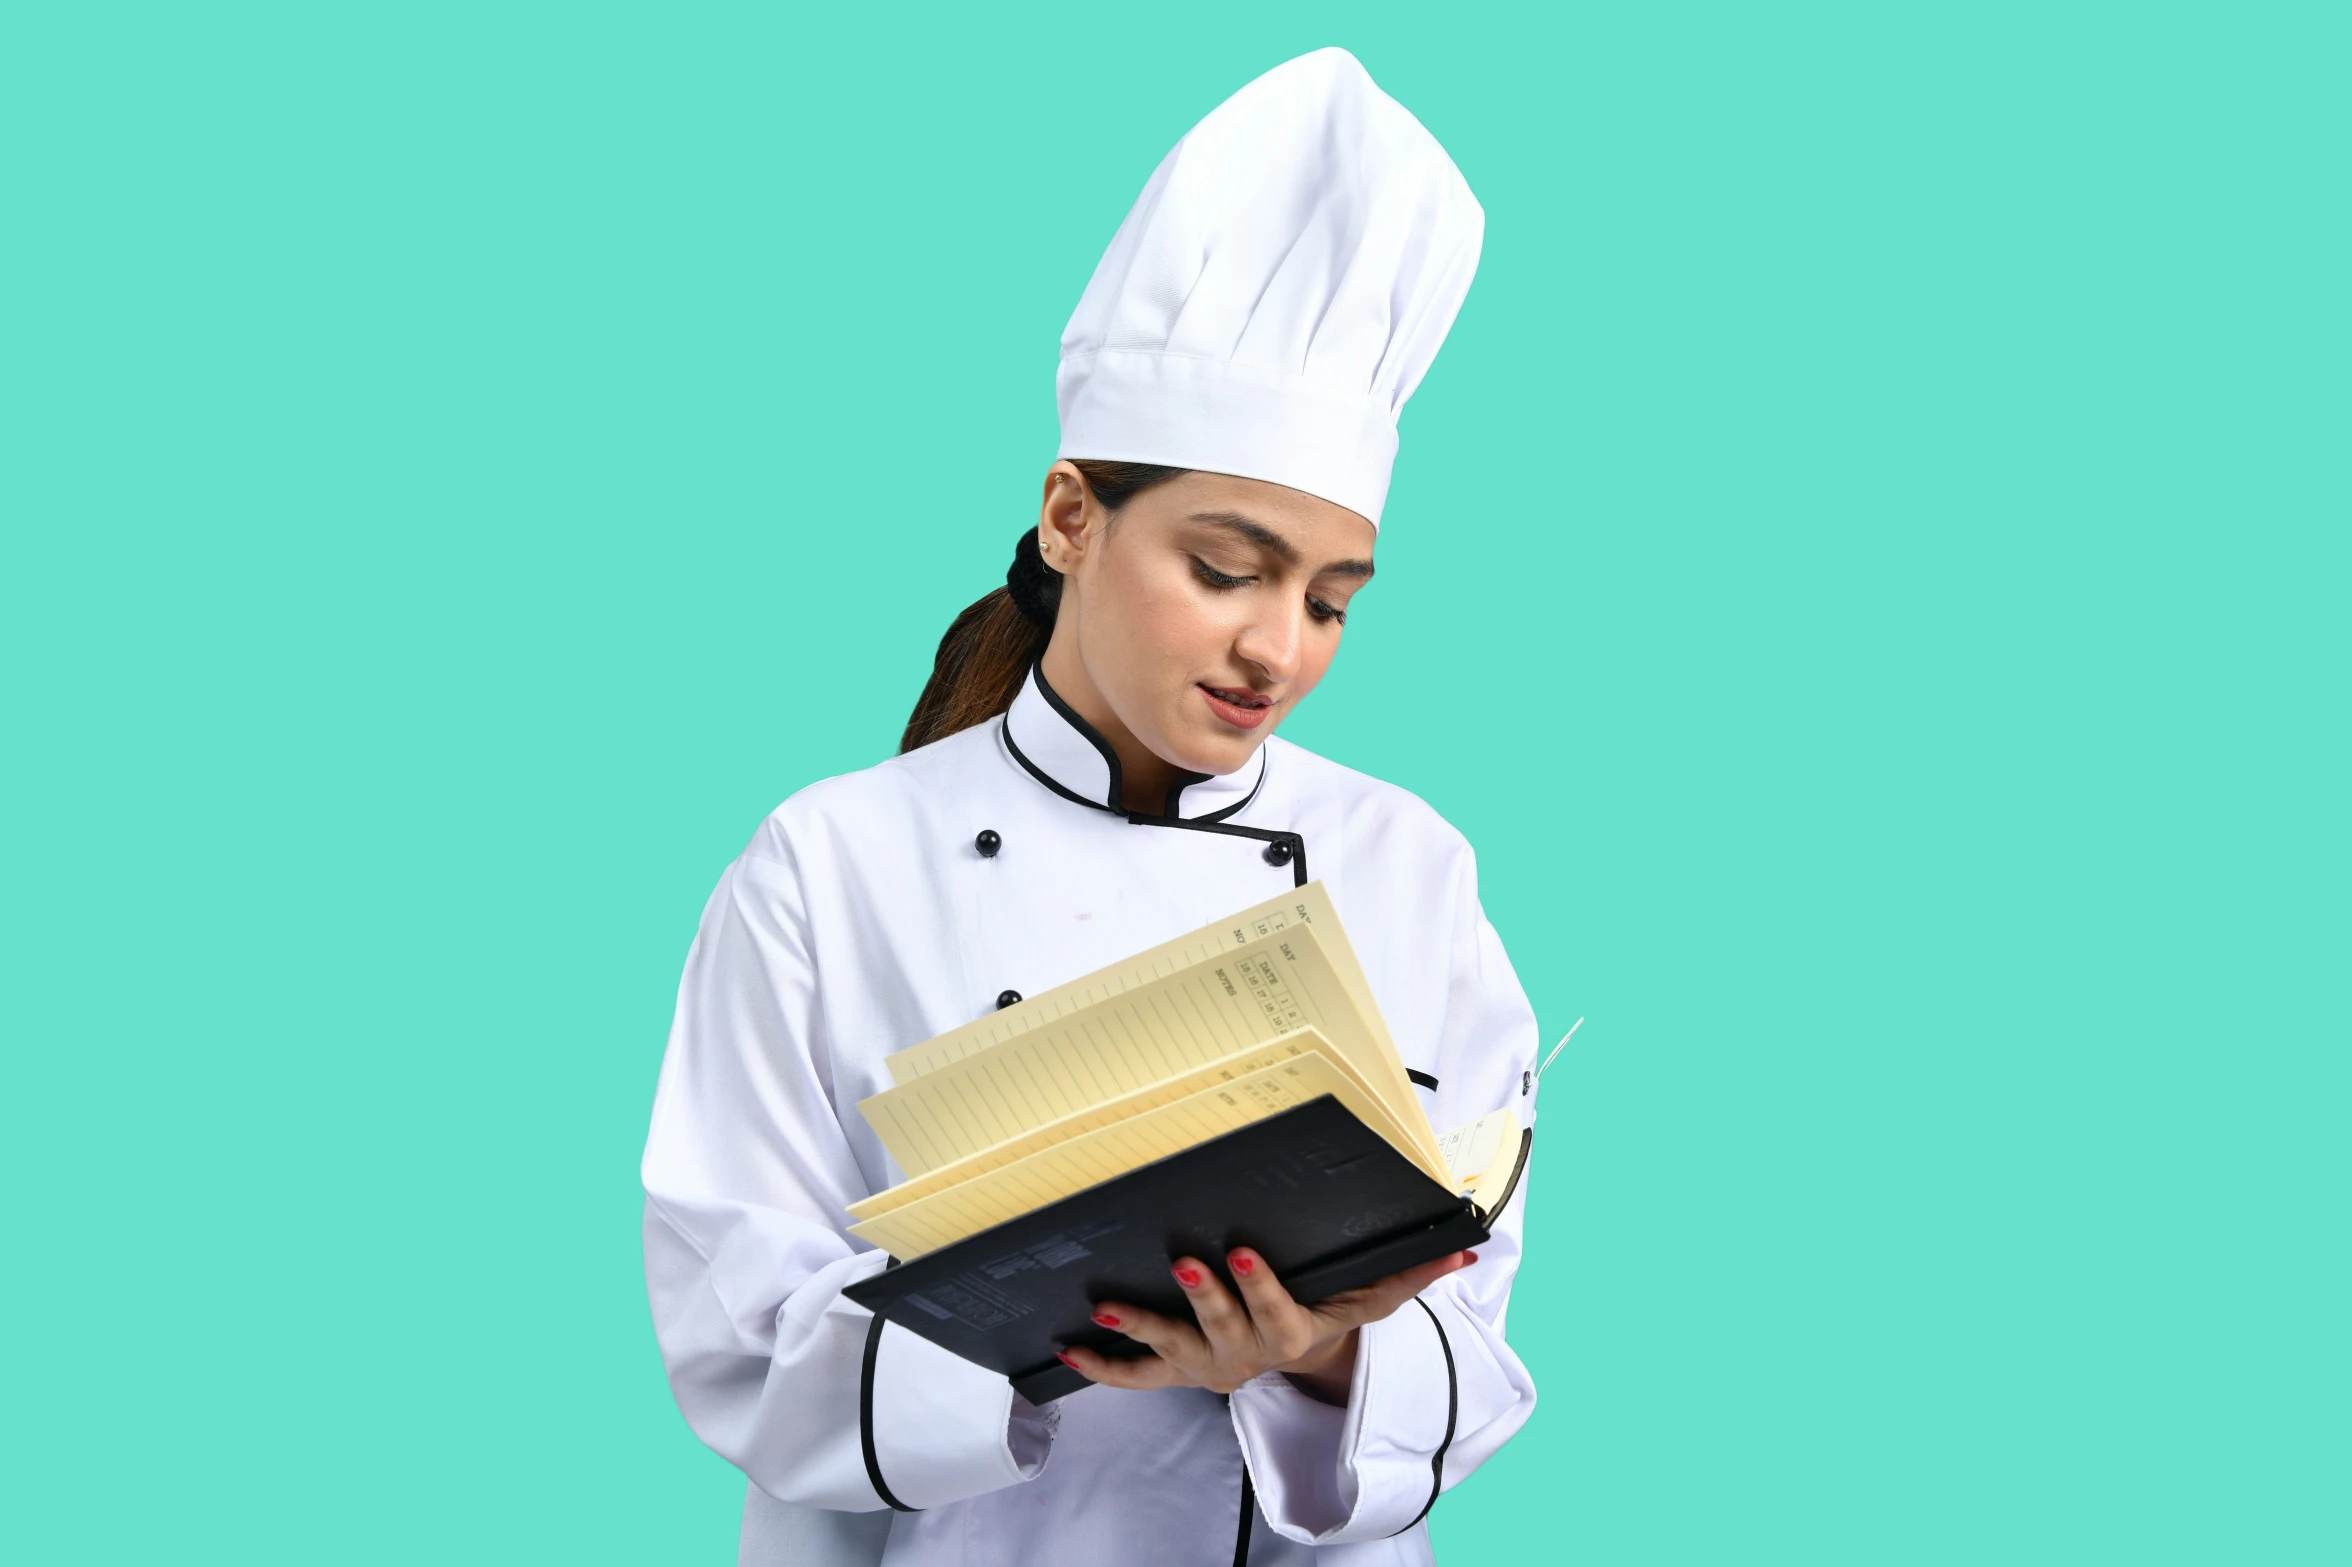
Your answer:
[1198,683,1275,730]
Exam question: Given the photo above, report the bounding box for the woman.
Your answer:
[643,49,1540,1566]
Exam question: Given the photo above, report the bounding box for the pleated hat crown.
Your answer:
[1056,48,1484,530]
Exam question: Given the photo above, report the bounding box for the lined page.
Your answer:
[857,924,1436,1178]
[848,1028,1385,1223]
[849,1051,1426,1260]
[884,882,1407,1092]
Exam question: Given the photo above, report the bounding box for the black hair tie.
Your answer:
[1006,528,1063,630]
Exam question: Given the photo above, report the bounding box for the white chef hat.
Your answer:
[1056,48,1484,530]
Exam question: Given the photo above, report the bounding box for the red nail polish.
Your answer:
[1462,1250,1479,1265]
[1174,1264,1203,1287]
[1091,1311,1120,1328]
[1056,1350,1078,1368]
[1231,1253,1255,1276]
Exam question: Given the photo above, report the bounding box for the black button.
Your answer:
[1522,1070,1532,1096]
[1261,838,1294,867]
[996,990,1022,1010]
[974,829,1001,858]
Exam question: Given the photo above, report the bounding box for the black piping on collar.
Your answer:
[1158,770,1265,826]
[1139,813,1308,888]
[1003,661,1268,826]
[1164,770,1212,819]
[1002,721,1112,816]
[1030,658,1124,810]
[1164,764,1264,823]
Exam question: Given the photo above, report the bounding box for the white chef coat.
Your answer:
[643,663,1542,1567]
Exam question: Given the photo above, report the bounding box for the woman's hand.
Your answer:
[1058,1247,1476,1405]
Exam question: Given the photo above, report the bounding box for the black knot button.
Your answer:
[974,829,1001,858]
[1522,1070,1533,1096]
[1261,838,1295,867]
[996,990,1023,1010]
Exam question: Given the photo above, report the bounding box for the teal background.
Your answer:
[4,3,2344,1562]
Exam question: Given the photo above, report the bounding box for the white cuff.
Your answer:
[1231,1302,1465,1544]
[1228,1372,1351,1537]
[867,1321,1055,1509]
[1335,1300,1458,1534]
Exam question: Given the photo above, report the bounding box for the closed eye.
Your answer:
[1194,556,1348,625]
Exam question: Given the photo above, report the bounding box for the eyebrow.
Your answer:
[1189,511,1377,581]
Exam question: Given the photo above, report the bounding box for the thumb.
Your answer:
[1315,1249,1476,1331]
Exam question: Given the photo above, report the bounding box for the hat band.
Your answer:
[1055,350,1400,529]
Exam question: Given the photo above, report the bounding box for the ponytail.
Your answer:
[899,461,1186,753]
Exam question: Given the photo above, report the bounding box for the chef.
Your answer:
[643,48,1541,1567]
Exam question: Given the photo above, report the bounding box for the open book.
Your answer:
[843,884,1529,1402]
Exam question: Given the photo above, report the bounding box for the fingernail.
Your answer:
[1462,1250,1480,1265]
[1091,1311,1120,1328]
[1230,1252,1256,1276]
[1056,1350,1078,1368]
[1173,1264,1203,1287]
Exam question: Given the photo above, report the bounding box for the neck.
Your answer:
[1038,636,1185,816]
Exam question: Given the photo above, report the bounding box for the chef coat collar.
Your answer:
[1002,662,1267,822]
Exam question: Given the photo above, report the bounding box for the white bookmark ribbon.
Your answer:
[1536,1016,1586,1080]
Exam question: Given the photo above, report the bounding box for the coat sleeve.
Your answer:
[641,841,1056,1511]
[1227,842,1541,1543]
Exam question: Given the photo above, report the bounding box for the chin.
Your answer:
[1165,724,1264,778]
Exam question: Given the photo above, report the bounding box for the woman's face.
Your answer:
[1038,464,1377,786]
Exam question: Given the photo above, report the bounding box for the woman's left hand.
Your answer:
[1059,1246,1475,1405]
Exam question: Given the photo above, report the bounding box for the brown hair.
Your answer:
[899,461,1187,753]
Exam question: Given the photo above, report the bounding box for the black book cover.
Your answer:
[844,1095,1490,1404]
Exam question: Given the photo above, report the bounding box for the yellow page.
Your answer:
[849,1028,1386,1223]
[857,923,1438,1178]
[1436,1107,1514,1189]
[849,1050,1434,1260]
[884,882,1408,1094]
[1436,1105,1524,1216]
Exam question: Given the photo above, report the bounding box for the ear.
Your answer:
[1037,461,1095,573]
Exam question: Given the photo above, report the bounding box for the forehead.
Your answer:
[1138,470,1377,559]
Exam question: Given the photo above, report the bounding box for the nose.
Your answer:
[1233,598,1305,683]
